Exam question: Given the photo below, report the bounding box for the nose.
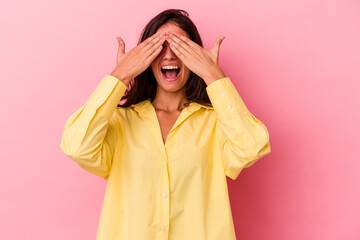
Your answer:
[162,42,177,60]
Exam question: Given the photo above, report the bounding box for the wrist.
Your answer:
[110,70,131,87]
[203,66,226,85]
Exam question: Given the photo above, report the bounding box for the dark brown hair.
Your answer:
[117,9,212,108]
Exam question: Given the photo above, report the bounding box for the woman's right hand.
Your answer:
[110,31,167,86]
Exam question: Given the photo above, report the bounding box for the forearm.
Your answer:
[206,77,271,180]
[60,74,127,178]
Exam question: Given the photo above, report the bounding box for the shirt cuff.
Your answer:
[85,74,128,119]
[206,77,249,121]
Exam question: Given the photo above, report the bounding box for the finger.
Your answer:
[167,32,193,55]
[168,32,203,60]
[169,32,201,52]
[116,37,125,55]
[145,36,166,58]
[168,40,187,61]
[210,36,225,63]
[217,36,225,48]
[140,32,163,50]
[146,44,164,63]
[143,32,166,53]
[211,36,225,54]
[136,32,161,50]
[116,37,126,66]
[166,35,191,57]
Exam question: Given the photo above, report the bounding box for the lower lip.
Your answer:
[161,69,181,82]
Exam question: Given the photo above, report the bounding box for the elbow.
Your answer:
[59,131,96,164]
[60,137,110,176]
[254,122,271,155]
[257,139,271,159]
[243,131,271,168]
[254,128,271,159]
[60,141,101,167]
[60,141,86,165]
[60,134,81,161]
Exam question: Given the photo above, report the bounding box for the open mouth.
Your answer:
[161,67,181,81]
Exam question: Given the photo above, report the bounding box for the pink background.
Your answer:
[1,0,359,239]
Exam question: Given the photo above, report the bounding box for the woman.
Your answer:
[60,9,271,240]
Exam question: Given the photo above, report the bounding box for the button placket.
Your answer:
[158,152,170,237]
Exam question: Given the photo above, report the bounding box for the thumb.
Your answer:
[116,37,126,55]
[211,36,225,54]
[210,36,225,63]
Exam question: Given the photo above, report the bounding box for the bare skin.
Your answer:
[150,22,192,144]
[155,107,185,144]
[111,22,225,144]
[156,110,181,144]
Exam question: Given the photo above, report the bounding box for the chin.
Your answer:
[157,78,187,93]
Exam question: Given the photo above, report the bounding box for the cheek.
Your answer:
[150,63,158,74]
[151,57,162,73]
[183,67,191,77]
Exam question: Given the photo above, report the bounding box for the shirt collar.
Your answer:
[130,99,213,113]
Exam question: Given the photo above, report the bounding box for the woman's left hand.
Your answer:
[166,31,226,85]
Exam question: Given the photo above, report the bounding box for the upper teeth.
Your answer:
[162,65,179,70]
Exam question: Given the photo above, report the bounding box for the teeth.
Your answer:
[161,65,179,70]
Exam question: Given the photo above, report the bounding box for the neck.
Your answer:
[151,88,189,112]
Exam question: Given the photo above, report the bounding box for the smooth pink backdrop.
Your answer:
[1,0,359,239]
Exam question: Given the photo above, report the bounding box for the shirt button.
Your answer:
[221,92,225,96]
[97,99,102,103]
[163,160,166,164]
[162,193,167,198]
[161,226,166,231]
[105,87,109,91]
[227,104,232,109]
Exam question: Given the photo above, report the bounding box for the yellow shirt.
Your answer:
[60,74,271,240]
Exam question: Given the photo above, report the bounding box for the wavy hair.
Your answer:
[117,9,212,108]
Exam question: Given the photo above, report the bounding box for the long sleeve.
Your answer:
[60,74,128,180]
[206,77,271,180]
